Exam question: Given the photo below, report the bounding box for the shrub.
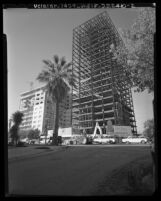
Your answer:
[127,164,154,194]
[16,141,26,147]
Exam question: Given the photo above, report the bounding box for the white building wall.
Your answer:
[31,89,46,132]
[19,86,46,133]
[19,86,72,133]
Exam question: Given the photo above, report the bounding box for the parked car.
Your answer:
[122,136,148,144]
[39,138,50,144]
[93,135,116,144]
[28,139,39,144]
[20,138,29,144]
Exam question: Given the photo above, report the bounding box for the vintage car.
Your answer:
[122,136,148,144]
[92,135,116,144]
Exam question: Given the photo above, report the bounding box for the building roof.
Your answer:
[20,85,47,97]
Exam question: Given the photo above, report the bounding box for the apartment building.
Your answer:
[19,85,72,133]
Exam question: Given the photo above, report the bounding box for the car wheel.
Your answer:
[141,140,146,144]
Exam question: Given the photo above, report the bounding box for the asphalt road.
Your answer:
[8,145,152,196]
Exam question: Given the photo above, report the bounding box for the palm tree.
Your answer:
[9,111,24,145]
[37,55,76,145]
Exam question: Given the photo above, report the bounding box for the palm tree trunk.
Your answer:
[52,100,59,145]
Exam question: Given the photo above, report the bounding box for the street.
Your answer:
[8,145,152,196]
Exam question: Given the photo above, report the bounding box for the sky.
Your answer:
[3,8,154,133]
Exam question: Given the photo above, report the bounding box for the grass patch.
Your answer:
[92,156,154,196]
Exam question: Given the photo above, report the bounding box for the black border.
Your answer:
[1,2,159,199]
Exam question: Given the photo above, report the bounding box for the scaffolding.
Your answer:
[72,11,137,135]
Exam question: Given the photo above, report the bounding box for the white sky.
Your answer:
[3,8,154,133]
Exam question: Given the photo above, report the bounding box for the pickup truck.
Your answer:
[122,136,147,144]
[93,135,116,144]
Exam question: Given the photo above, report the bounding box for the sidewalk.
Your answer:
[8,145,68,162]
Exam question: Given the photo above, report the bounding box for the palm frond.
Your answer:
[57,64,62,72]
[60,56,66,67]
[37,70,51,82]
[38,55,74,103]
[42,60,56,73]
[63,62,72,71]
[53,55,59,65]
[42,59,53,68]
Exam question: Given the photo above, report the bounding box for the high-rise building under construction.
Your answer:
[72,11,137,135]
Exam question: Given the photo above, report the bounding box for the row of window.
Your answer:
[33,124,41,127]
[35,101,44,105]
[23,112,33,116]
[36,92,44,96]
[33,120,42,123]
[22,117,32,121]
[20,125,32,129]
[33,115,42,118]
[21,123,32,127]
[22,120,32,125]
[32,125,41,129]
[36,96,44,100]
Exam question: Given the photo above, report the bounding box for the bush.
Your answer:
[16,141,26,147]
[127,164,154,194]
[28,129,40,140]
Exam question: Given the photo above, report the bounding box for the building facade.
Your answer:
[72,11,137,135]
[19,85,72,134]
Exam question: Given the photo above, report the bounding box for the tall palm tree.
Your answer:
[37,55,76,145]
[9,111,24,145]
